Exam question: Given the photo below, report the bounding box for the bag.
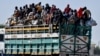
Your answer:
[86,18,97,26]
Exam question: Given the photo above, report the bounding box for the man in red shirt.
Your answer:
[77,7,83,19]
[64,4,71,16]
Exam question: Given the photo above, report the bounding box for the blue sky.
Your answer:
[0,0,100,45]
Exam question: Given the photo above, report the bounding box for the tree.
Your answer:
[0,24,5,28]
[94,46,100,54]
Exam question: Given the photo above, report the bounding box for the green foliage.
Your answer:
[94,46,100,54]
[0,24,5,28]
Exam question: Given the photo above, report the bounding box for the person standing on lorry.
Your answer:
[14,6,20,23]
[83,6,91,26]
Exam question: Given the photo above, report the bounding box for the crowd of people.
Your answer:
[6,2,93,27]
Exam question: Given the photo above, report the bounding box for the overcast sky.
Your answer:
[0,0,100,45]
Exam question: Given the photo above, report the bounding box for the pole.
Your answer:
[1,50,3,56]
